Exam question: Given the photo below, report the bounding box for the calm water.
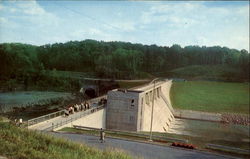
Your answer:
[0,91,72,106]
[0,91,73,120]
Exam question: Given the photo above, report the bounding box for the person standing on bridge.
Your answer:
[100,128,105,143]
[64,109,69,117]
[86,102,90,109]
[80,103,84,111]
[83,102,87,111]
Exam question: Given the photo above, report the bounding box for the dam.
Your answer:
[28,79,175,133]
[107,79,174,132]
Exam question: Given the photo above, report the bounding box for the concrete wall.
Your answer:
[106,90,140,131]
[54,108,106,131]
[106,80,175,133]
[160,80,174,112]
[140,80,174,132]
[140,97,174,132]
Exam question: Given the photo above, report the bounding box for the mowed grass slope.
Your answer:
[170,65,242,81]
[0,122,133,159]
[170,81,249,114]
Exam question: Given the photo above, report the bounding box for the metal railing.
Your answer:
[73,125,188,144]
[28,95,107,128]
[42,105,105,132]
[28,110,65,127]
[86,95,107,104]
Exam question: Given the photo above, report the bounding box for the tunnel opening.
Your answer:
[85,88,96,98]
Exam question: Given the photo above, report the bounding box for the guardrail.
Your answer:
[87,95,107,104]
[73,125,188,144]
[28,110,65,127]
[41,105,105,132]
[28,95,107,128]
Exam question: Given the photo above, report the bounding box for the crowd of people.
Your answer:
[63,98,107,117]
[64,102,90,116]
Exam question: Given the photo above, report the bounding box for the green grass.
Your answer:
[170,65,242,81]
[47,70,96,79]
[118,81,149,89]
[170,81,249,114]
[0,122,134,159]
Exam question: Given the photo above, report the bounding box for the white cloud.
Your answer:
[14,0,46,15]
[88,28,103,35]
[141,2,203,26]
[9,8,16,13]
[71,28,105,38]
[23,6,45,15]
[0,17,7,23]
[5,1,59,24]
[0,4,3,10]
[70,28,122,42]
[0,0,63,45]
[0,1,248,51]
[113,22,136,32]
[139,2,249,51]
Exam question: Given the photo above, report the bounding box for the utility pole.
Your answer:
[149,78,157,141]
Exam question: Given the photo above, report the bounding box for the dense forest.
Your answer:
[0,39,249,91]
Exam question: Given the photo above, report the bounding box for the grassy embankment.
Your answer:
[117,81,149,89]
[0,121,134,159]
[170,81,249,114]
[169,65,244,82]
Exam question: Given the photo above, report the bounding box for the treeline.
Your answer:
[0,39,249,85]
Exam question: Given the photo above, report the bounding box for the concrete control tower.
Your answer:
[106,80,174,132]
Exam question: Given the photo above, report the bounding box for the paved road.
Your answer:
[51,132,237,159]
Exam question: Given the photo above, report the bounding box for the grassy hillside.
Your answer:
[47,70,96,79]
[170,81,249,114]
[170,65,242,82]
[0,122,133,159]
[47,70,153,80]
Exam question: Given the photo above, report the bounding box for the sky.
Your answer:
[0,1,249,51]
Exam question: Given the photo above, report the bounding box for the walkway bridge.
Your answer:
[28,95,107,131]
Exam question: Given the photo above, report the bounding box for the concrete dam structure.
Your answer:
[106,79,174,132]
[29,80,175,133]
